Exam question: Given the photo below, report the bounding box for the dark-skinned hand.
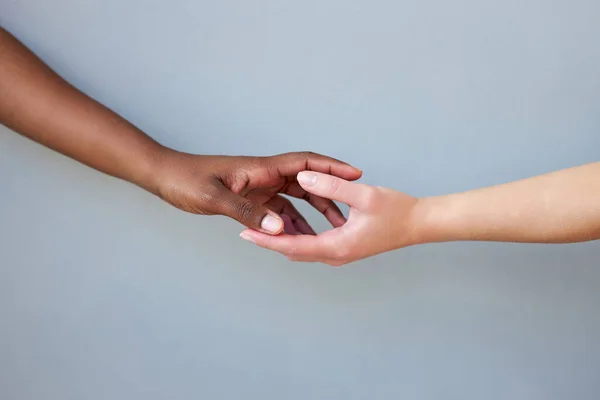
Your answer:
[152,150,362,234]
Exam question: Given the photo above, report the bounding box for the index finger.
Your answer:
[268,152,362,181]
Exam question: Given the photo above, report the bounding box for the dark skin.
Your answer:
[0,26,362,234]
[154,151,358,233]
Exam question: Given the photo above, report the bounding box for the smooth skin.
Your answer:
[3,26,599,265]
[0,26,362,234]
[241,164,600,266]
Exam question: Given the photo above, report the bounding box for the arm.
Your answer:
[0,26,362,234]
[241,163,600,265]
[417,162,600,244]
[0,27,163,192]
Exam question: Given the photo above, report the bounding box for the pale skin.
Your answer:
[241,164,600,266]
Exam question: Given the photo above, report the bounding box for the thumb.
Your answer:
[218,191,284,234]
[297,171,371,210]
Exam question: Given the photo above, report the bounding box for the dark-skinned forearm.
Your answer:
[0,27,166,192]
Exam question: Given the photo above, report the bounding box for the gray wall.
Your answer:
[1,1,600,399]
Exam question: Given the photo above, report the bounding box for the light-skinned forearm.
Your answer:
[0,27,166,192]
[416,162,600,244]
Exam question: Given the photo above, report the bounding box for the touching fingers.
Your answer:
[214,185,284,235]
[280,214,300,235]
[265,195,316,235]
[268,152,362,181]
[282,182,347,228]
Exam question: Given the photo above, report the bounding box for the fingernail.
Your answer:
[261,215,283,234]
[298,172,318,186]
[240,232,255,243]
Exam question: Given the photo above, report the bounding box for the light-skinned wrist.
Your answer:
[409,195,460,246]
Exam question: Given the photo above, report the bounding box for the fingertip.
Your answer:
[331,165,362,182]
[346,166,363,180]
[240,228,253,237]
[240,228,269,245]
[240,231,256,243]
[297,171,318,187]
[330,214,347,228]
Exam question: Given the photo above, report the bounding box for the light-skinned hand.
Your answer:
[239,171,421,265]
[240,162,600,266]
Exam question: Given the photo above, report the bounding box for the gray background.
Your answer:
[1,1,599,399]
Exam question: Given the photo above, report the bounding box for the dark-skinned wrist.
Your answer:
[132,142,180,197]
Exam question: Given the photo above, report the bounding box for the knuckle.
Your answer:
[361,186,380,210]
[284,247,299,259]
[328,177,341,195]
[296,151,318,163]
[236,201,257,221]
[243,156,265,173]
